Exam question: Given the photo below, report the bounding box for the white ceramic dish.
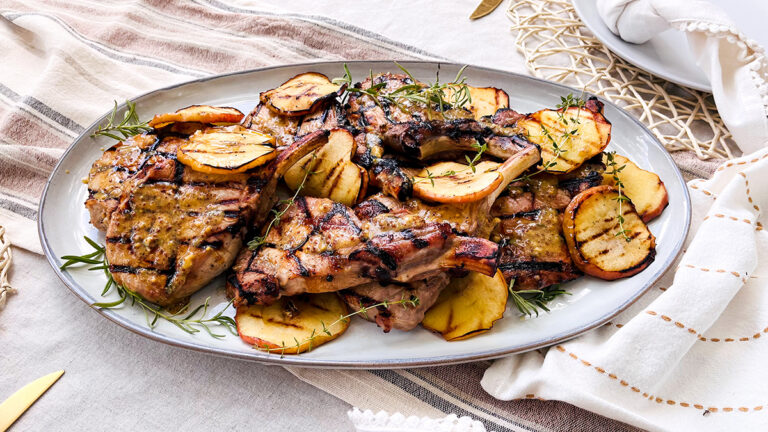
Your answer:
[39,61,690,368]
[573,0,768,93]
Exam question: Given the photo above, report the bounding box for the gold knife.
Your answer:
[0,370,64,431]
[470,0,504,20]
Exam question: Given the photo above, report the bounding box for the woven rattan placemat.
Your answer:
[508,0,736,160]
[0,226,14,310]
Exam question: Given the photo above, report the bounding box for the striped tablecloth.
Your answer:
[0,1,719,430]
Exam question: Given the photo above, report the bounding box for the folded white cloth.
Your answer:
[348,408,486,432]
[482,145,768,430]
[597,0,768,153]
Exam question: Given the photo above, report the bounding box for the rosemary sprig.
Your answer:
[507,278,570,317]
[604,151,632,242]
[60,236,238,338]
[91,100,152,141]
[248,153,317,250]
[259,295,420,357]
[333,62,472,119]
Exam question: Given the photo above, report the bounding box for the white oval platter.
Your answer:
[39,61,690,368]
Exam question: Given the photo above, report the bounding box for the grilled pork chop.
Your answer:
[346,73,534,161]
[336,144,540,331]
[243,100,345,148]
[86,133,161,231]
[492,158,605,290]
[340,273,450,332]
[90,129,327,306]
[226,196,499,307]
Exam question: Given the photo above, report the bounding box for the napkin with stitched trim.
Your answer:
[482,145,768,431]
[596,0,768,153]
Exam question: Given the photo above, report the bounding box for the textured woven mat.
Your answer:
[508,0,736,160]
[0,226,14,310]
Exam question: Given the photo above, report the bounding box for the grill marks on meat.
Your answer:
[86,133,161,231]
[364,192,496,239]
[382,120,535,161]
[243,101,345,149]
[295,100,346,139]
[341,273,450,332]
[346,73,536,161]
[104,136,265,306]
[242,103,299,148]
[495,208,581,290]
[96,130,328,307]
[227,196,499,307]
[492,159,605,290]
[368,157,414,201]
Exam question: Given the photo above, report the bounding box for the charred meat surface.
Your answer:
[86,133,161,231]
[99,130,327,307]
[227,196,499,307]
[244,100,345,150]
[494,207,581,290]
[491,160,604,290]
[341,273,450,332]
[346,73,535,161]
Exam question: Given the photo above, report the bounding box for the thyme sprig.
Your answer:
[91,100,152,141]
[259,295,420,357]
[605,151,632,242]
[411,168,458,187]
[333,62,472,119]
[248,153,317,250]
[513,93,586,182]
[507,278,570,317]
[465,141,488,173]
[60,237,237,338]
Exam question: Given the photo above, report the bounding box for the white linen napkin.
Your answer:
[482,145,768,430]
[596,0,768,153]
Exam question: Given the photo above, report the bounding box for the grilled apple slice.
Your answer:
[602,153,669,222]
[422,270,508,341]
[518,98,611,173]
[412,145,540,204]
[236,293,349,354]
[148,105,244,128]
[260,72,343,117]
[563,185,656,280]
[283,128,368,206]
[412,161,503,204]
[444,85,510,119]
[177,126,276,174]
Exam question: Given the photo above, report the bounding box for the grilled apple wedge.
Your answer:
[444,85,510,119]
[412,145,540,204]
[563,185,656,280]
[261,72,343,117]
[422,270,508,341]
[177,126,276,174]
[236,293,349,354]
[148,105,244,128]
[412,161,503,204]
[519,98,611,174]
[283,128,368,206]
[602,153,669,222]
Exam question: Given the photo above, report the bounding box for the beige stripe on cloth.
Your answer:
[0,1,715,431]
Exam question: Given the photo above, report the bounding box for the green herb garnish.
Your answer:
[60,237,237,338]
[507,278,570,317]
[91,100,152,141]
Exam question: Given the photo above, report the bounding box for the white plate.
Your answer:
[39,61,690,368]
[573,0,768,92]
